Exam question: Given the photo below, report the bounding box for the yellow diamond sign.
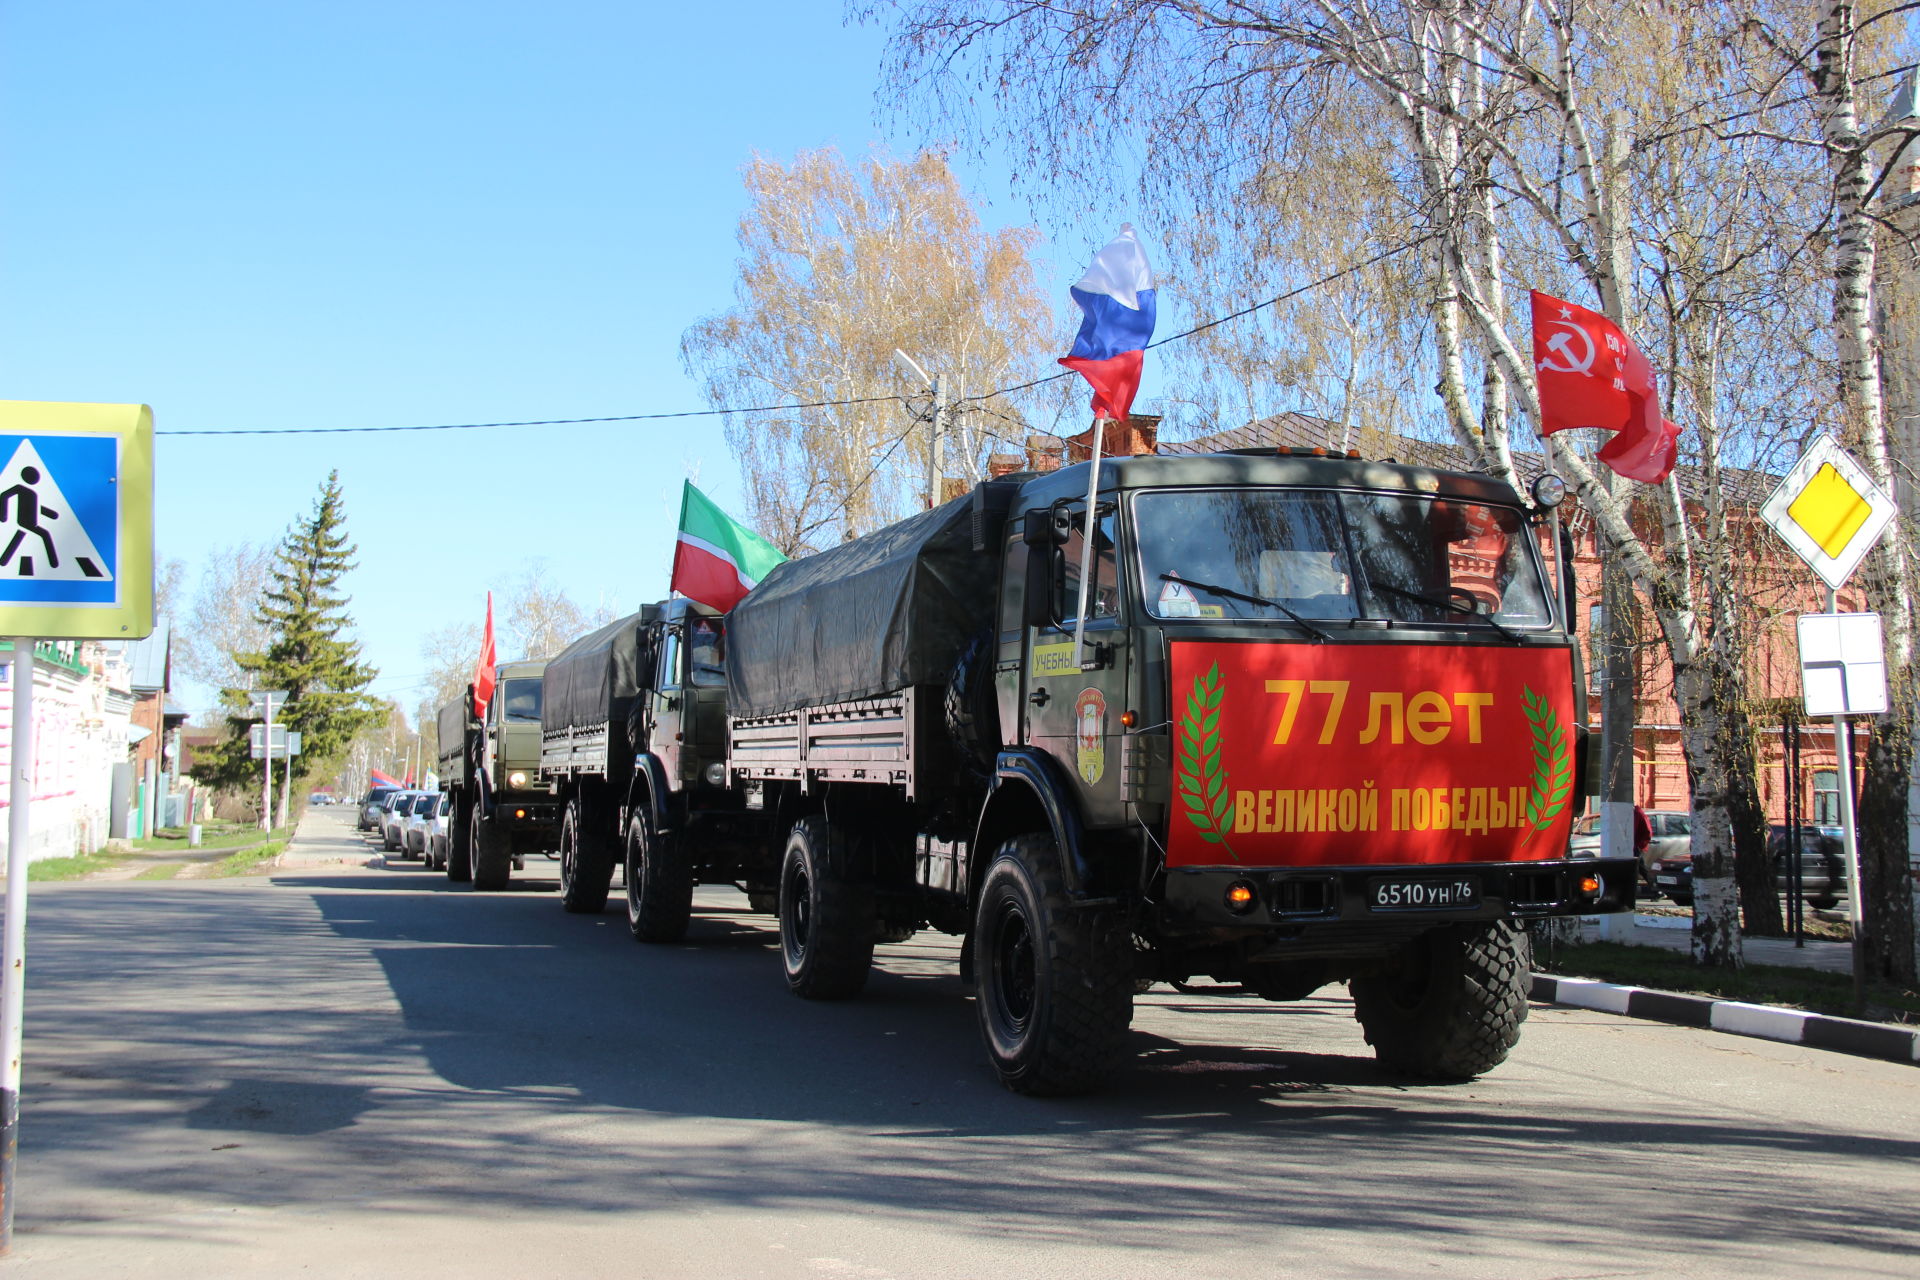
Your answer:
[1761,435,1897,591]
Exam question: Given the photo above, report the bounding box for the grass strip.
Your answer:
[132,862,185,881]
[26,850,132,881]
[209,841,286,877]
[135,825,290,853]
[1544,940,1920,1024]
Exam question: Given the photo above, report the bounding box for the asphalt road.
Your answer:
[8,807,1918,1278]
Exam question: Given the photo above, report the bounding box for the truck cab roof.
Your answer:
[1008,449,1526,510]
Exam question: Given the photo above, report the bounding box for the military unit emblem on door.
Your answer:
[1075,687,1106,785]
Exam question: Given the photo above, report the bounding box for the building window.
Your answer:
[1813,769,1839,826]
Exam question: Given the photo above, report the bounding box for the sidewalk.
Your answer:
[1593,911,1855,974]
[275,806,381,869]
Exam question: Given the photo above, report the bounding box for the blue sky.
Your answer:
[1,1,1162,720]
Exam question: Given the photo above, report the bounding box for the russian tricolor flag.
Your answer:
[1058,224,1156,423]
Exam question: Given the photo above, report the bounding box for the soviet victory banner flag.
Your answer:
[670,481,787,613]
[1530,290,1680,484]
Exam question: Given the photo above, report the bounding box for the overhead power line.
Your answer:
[157,242,1422,438]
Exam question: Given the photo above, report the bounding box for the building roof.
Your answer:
[116,623,172,693]
[1165,412,1780,507]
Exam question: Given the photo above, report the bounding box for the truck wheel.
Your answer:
[447,795,473,882]
[1350,922,1530,1080]
[625,812,691,942]
[974,834,1133,1096]
[778,817,874,1000]
[559,799,614,914]
[472,814,512,892]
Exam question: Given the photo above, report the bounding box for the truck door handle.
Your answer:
[1028,687,1049,707]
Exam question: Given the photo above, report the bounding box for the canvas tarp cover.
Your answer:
[541,605,659,735]
[726,488,1008,717]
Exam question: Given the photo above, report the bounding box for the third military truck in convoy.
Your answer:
[538,598,765,931]
[714,447,1633,1095]
[436,658,560,890]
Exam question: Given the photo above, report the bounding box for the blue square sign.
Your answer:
[0,433,120,605]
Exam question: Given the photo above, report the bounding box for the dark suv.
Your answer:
[1653,823,1846,910]
[358,786,403,831]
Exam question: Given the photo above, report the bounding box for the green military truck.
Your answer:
[540,598,768,934]
[436,658,560,891]
[721,449,1634,1095]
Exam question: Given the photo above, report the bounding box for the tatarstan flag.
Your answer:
[670,481,787,613]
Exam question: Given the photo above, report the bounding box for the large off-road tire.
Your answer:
[559,798,615,914]
[472,812,512,892]
[624,811,692,942]
[778,817,875,1000]
[1350,922,1530,1080]
[447,794,474,882]
[973,834,1133,1096]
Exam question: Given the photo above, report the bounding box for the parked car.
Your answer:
[1569,809,1687,889]
[379,790,419,851]
[1653,823,1847,910]
[359,785,403,831]
[424,792,452,871]
[1769,823,1847,910]
[401,791,440,861]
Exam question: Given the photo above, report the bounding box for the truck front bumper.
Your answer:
[492,793,559,832]
[1161,857,1638,936]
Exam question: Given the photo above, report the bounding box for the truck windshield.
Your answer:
[687,617,725,687]
[500,678,543,722]
[1134,489,1550,628]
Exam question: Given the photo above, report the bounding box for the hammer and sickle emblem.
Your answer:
[1538,321,1597,375]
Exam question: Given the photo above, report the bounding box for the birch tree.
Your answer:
[681,147,1056,552]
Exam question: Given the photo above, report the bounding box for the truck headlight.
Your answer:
[507,770,528,789]
[704,762,727,786]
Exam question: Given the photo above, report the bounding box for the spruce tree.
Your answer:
[191,472,382,802]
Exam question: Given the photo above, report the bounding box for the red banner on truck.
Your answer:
[1168,641,1577,867]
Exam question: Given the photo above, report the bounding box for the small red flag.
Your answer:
[1530,290,1679,483]
[472,592,498,721]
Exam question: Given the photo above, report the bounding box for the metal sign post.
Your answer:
[249,692,289,833]
[1799,607,1886,1010]
[1763,435,1897,1015]
[0,401,153,1255]
[1,641,35,1251]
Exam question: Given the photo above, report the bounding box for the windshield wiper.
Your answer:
[1159,573,1332,642]
[1367,581,1525,641]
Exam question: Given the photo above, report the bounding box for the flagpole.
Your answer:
[1071,418,1108,669]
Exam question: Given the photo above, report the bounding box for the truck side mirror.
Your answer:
[1021,508,1059,547]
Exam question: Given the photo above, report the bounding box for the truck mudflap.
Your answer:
[983,748,1092,895]
[1161,856,1639,933]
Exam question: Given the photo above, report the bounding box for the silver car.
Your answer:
[401,791,439,861]
[379,791,419,851]
[424,793,452,871]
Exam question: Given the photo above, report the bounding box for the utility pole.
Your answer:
[894,350,947,508]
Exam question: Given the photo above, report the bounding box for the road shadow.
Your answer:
[19,877,1920,1271]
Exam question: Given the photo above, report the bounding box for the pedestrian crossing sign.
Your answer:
[0,401,153,639]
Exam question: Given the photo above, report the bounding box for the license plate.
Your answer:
[1367,877,1480,911]
[1656,875,1681,886]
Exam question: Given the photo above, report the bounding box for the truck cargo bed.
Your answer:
[542,722,613,778]
[728,690,932,797]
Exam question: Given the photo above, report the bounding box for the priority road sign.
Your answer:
[1759,433,1897,591]
[0,402,153,639]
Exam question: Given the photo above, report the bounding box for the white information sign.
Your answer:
[1797,612,1888,716]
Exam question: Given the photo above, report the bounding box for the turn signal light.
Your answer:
[1120,709,1137,728]
[1577,873,1603,900]
[514,808,527,821]
[1225,881,1257,913]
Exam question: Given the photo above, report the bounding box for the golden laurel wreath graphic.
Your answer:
[1519,684,1572,844]
[1174,662,1238,861]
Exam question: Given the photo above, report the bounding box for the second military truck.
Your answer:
[436,658,560,890]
